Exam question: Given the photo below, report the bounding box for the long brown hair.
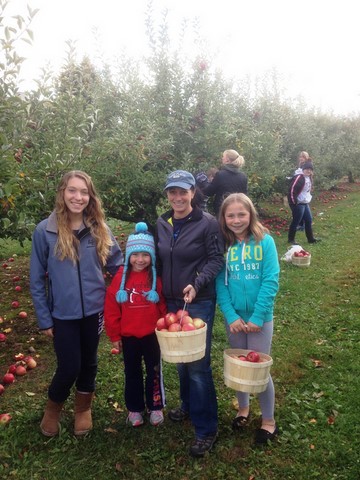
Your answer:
[55,170,113,265]
[219,193,269,249]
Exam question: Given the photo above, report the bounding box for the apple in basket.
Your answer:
[168,323,182,332]
[182,323,196,332]
[156,317,167,330]
[192,318,206,329]
[181,315,194,325]
[294,250,310,257]
[176,309,189,320]
[246,351,260,363]
[164,312,178,328]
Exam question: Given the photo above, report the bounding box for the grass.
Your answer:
[0,183,359,479]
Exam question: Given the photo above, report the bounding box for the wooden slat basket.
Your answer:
[156,325,207,363]
[223,348,273,393]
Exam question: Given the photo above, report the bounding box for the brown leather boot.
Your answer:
[74,391,94,436]
[40,399,64,437]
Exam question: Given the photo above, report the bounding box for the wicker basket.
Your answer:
[155,324,207,363]
[291,253,311,267]
[223,349,273,393]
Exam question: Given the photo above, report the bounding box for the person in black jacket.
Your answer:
[202,149,248,217]
[156,170,224,458]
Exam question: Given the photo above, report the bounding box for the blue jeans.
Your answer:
[166,298,218,439]
[288,203,315,243]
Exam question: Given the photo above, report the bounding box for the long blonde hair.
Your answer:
[219,193,269,248]
[55,171,113,265]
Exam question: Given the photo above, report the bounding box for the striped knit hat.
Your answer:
[116,222,159,304]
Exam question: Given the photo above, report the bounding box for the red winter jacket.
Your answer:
[104,267,167,342]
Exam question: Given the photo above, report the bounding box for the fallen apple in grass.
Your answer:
[3,373,15,384]
[11,301,19,308]
[0,384,5,395]
[0,413,12,424]
[110,348,120,355]
[18,311,28,319]
[15,365,27,376]
[24,356,37,369]
[0,333,6,342]
[8,365,17,375]
[14,285,22,292]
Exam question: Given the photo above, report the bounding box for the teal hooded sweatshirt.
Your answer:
[215,234,279,327]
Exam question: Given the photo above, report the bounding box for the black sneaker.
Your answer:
[168,407,189,422]
[308,238,321,244]
[189,433,218,457]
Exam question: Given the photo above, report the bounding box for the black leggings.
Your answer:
[122,333,164,412]
[48,313,103,403]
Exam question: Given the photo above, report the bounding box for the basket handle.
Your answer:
[179,302,188,326]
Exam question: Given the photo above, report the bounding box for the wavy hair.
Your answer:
[218,193,269,248]
[55,171,113,265]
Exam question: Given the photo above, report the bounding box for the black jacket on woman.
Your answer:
[202,165,248,216]
[156,207,224,302]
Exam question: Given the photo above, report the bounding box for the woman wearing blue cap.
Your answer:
[156,170,224,457]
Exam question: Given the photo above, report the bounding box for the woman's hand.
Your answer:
[41,328,54,337]
[183,284,196,303]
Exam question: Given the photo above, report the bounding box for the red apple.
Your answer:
[3,373,15,384]
[18,311,27,319]
[8,257,15,262]
[11,301,19,308]
[238,355,248,361]
[14,286,22,292]
[164,312,178,328]
[182,323,196,332]
[12,276,20,282]
[0,316,4,324]
[0,333,6,342]
[14,353,24,361]
[110,348,120,354]
[156,317,166,330]
[0,413,12,424]
[24,356,37,369]
[193,318,206,329]
[176,309,189,320]
[8,365,17,374]
[0,384,5,395]
[180,315,193,325]
[168,323,182,332]
[246,351,260,363]
[15,365,27,376]
[2,263,8,269]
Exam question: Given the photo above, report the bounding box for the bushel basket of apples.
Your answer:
[223,349,273,394]
[291,249,311,267]
[155,310,207,363]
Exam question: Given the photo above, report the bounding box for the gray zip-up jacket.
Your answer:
[30,211,123,330]
[156,207,224,301]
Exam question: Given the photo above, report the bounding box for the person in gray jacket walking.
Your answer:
[30,170,123,437]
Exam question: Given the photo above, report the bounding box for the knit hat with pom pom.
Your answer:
[116,222,159,304]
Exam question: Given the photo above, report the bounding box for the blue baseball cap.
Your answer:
[164,170,196,190]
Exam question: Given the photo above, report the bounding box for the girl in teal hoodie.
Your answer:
[216,193,280,445]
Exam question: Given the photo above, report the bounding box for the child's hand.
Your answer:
[112,340,122,353]
[229,318,248,334]
[246,321,261,333]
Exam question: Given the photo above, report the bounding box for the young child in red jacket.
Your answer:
[104,222,167,427]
